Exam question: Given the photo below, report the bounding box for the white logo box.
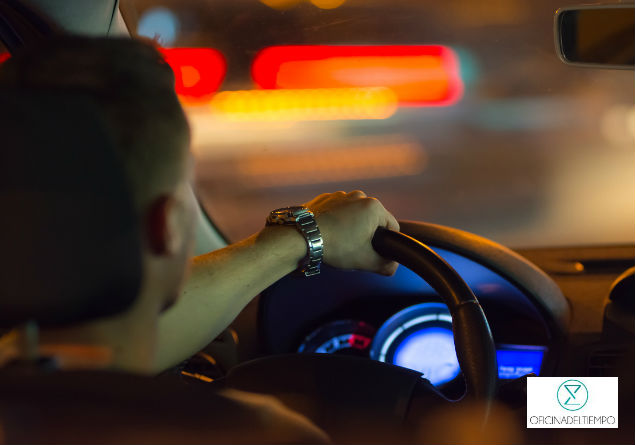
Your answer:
[527,377,618,429]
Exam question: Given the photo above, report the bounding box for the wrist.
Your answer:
[256,224,308,272]
[265,206,324,276]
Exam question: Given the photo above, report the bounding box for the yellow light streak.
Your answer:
[210,87,398,122]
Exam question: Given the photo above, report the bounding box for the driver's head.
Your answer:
[0,36,196,319]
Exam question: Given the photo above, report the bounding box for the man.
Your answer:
[0,36,399,441]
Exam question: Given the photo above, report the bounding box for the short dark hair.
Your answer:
[0,36,191,213]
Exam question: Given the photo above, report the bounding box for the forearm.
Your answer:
[154,225,305,372]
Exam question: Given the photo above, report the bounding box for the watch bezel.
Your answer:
[267,206,312,225]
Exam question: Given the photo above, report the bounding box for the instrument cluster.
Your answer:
[260,246,555,388]
[297,302,547,387]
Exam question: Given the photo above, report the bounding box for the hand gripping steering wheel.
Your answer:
[222,228,498,441]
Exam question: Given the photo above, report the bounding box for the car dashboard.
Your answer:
[227,241,633,399]
[258,247,552,391]
[193,229,635,444]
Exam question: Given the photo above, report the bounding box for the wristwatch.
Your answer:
[266,206,323,277]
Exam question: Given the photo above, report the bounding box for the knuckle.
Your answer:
[347,190,366,197]
[362,197,380,209]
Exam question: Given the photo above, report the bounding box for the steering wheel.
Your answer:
[221,227,498,440]
[372,227,497,400]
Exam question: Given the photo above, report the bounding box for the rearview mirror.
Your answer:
[554,4,634,69]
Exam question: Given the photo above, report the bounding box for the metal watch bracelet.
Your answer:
[266,206,324,277]
[294,209,323,276]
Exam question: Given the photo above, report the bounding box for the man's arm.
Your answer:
[154,191,399,372]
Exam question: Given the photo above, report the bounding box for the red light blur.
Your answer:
[159,48,226,102]
[252,45,463,106]
[0,53,10,64]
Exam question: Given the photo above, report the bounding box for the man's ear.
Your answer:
[146,195,182,255]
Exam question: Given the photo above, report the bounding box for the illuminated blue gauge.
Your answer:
[496,344,546,379]
[370,303,549,386]
[370,303,459,386]
[298,320,375,357]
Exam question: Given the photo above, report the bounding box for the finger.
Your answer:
[370,256,399,276]
[374,200,399,232]
[346,190,367,198]
[384,212,400,232]
[380,261,399,276]
[304,193,336,211]
[305,192,331,205]
[363,248,397,274]
[368,198,399,232]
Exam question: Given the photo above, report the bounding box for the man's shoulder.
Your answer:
[0,369,329,444]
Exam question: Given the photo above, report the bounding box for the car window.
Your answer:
[129,0,634,248]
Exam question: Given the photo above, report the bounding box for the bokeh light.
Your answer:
[259,0,301,10]
[159,48,226,102]
[252,45,463,106]
[310,0,347,9]
[600,104,635,146]
[210,87,398,121]
[137,7,180,46]
[260,0,345,9]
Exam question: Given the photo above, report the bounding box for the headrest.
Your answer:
[0,90,142,328]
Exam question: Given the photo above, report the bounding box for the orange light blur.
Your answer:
[259,0,300,9]
[310,0,347,9]
[252,45,463,106]
[210,87,398,122]
[259,0,345,9]
[238,137,426,187]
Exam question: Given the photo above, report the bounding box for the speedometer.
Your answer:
[370,303,460,386]
[370,302,549,386]
[298,320,375,357]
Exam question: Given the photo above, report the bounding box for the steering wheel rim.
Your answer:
[371,227,497,401]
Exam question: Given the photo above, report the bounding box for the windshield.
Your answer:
[130,0,634,248]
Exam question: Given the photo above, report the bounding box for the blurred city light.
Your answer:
[0,53,10,64]
[210,87,397,121]
[601,105,635,145]
[310,0,347,9]
[259,0,301,9]
[159,48,226,102]
[259,0,345,9]
[137,7,180,46]
[237,137,426,187]
[252,45,463,106]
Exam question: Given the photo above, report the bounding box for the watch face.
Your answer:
[268,206,310,225]
[272,206,307,216]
